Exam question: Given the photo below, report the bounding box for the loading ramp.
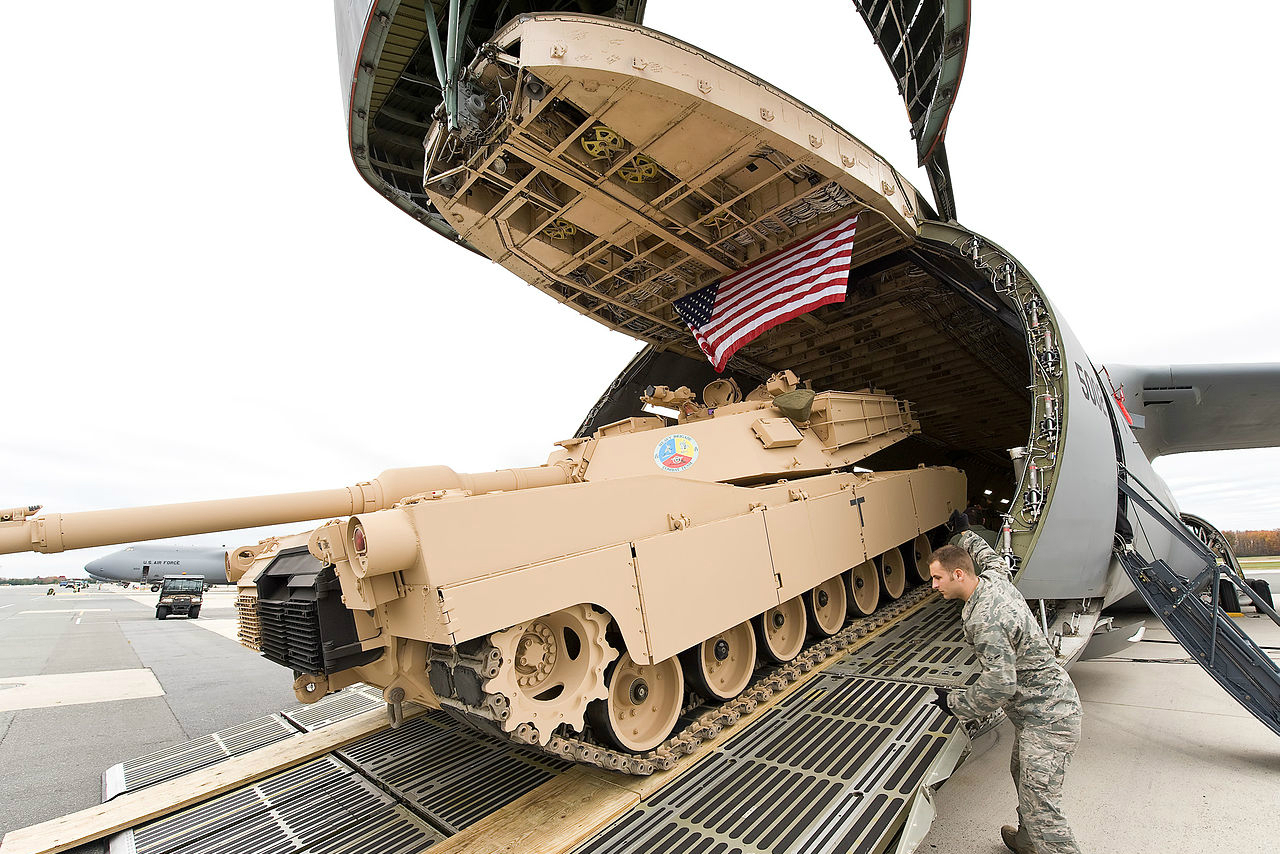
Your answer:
[3,589,988,854]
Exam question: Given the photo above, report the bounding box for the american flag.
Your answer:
[674,215,859,372]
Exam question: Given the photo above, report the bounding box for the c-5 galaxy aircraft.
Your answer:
[2,3,1279,853]
[84,545,228,589]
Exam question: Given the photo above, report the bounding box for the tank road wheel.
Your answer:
[846,560,881,617]
[682,621,756,703]
[755,596,807,664]
[485,604,618,744]
[879,549,907,600]
[805,576,847,638]
[909,533,933,583]
[588,653,684,753]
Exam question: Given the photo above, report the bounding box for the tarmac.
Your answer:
[1,576,1278,854]
[0,584,296,853]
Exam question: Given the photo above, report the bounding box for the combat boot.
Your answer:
[1001,824,1033,854]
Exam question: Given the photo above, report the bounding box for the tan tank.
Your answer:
[1,371,963,767]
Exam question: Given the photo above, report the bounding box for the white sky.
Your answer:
[2,1,1277,578]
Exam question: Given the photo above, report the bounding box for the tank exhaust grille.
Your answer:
[257,598,325,672]
[254,547,382,675]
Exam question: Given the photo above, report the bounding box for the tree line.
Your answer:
[1225,529,1280,557]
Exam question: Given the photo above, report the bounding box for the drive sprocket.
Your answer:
[484,604,618,744]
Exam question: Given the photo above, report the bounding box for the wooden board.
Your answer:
[424,767,640,854]
[0,707,405,854]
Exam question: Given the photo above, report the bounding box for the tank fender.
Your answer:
[434,542,652,661]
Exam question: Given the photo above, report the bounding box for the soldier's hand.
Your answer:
[948,509,971,534]
[931,687,954,718]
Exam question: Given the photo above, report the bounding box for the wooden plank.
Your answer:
[424,766,640,854]
[0,707,403,854]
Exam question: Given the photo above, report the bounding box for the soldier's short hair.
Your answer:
[929,544,976,576]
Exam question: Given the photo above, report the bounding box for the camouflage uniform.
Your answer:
[946,530,1083,854]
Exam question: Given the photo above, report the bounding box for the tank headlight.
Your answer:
[347,511,418,578]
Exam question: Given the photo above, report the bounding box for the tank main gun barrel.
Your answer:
[0,464,571,555]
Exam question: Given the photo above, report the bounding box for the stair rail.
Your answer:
[1114,467,1280,737]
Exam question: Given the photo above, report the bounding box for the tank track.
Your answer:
[438,583,935,775]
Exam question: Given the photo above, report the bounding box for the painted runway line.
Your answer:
[18,609,110,614]
[0,668,165,712]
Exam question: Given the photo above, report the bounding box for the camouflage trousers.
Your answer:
[1009,712,1082,854]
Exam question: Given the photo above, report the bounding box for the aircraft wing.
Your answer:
[1103,363,1280,458]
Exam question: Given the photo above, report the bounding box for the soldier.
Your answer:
[929,511,1083,854]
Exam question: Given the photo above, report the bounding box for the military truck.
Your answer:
[156,576,204,620]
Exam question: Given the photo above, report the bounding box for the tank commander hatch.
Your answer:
[928,511,1083,854]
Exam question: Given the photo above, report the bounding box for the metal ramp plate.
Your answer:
[337,709,571,833]
[103,685,388,801]
[103,714,297,802]
[109,755,445,854]
[829,596,979,688]
[572,676,960,854]
[282,685,387,731]
[108,706,571,853]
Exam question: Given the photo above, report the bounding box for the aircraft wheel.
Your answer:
[755,596,807,664]
[910,533,933,583]
[879,549,906,600]
[156,607,169,620]
[589,652,684,753]
[682,621,756,703]
[846,560,881,617]
[805,576,847,638]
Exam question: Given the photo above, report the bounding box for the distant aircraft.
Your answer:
[84,545,228,590]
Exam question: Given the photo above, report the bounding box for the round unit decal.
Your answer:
[654,433,699,473]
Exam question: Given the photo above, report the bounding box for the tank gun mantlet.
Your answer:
[227,537,282,584]
[307,521,346,567]
[398,488,475,504]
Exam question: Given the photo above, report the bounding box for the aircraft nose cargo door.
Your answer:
[1013,313,1118,599]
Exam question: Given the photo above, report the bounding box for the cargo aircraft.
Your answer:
[2,3,1279,853]
[84,545,229,589]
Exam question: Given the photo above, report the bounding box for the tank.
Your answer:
[0,371,963,771]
